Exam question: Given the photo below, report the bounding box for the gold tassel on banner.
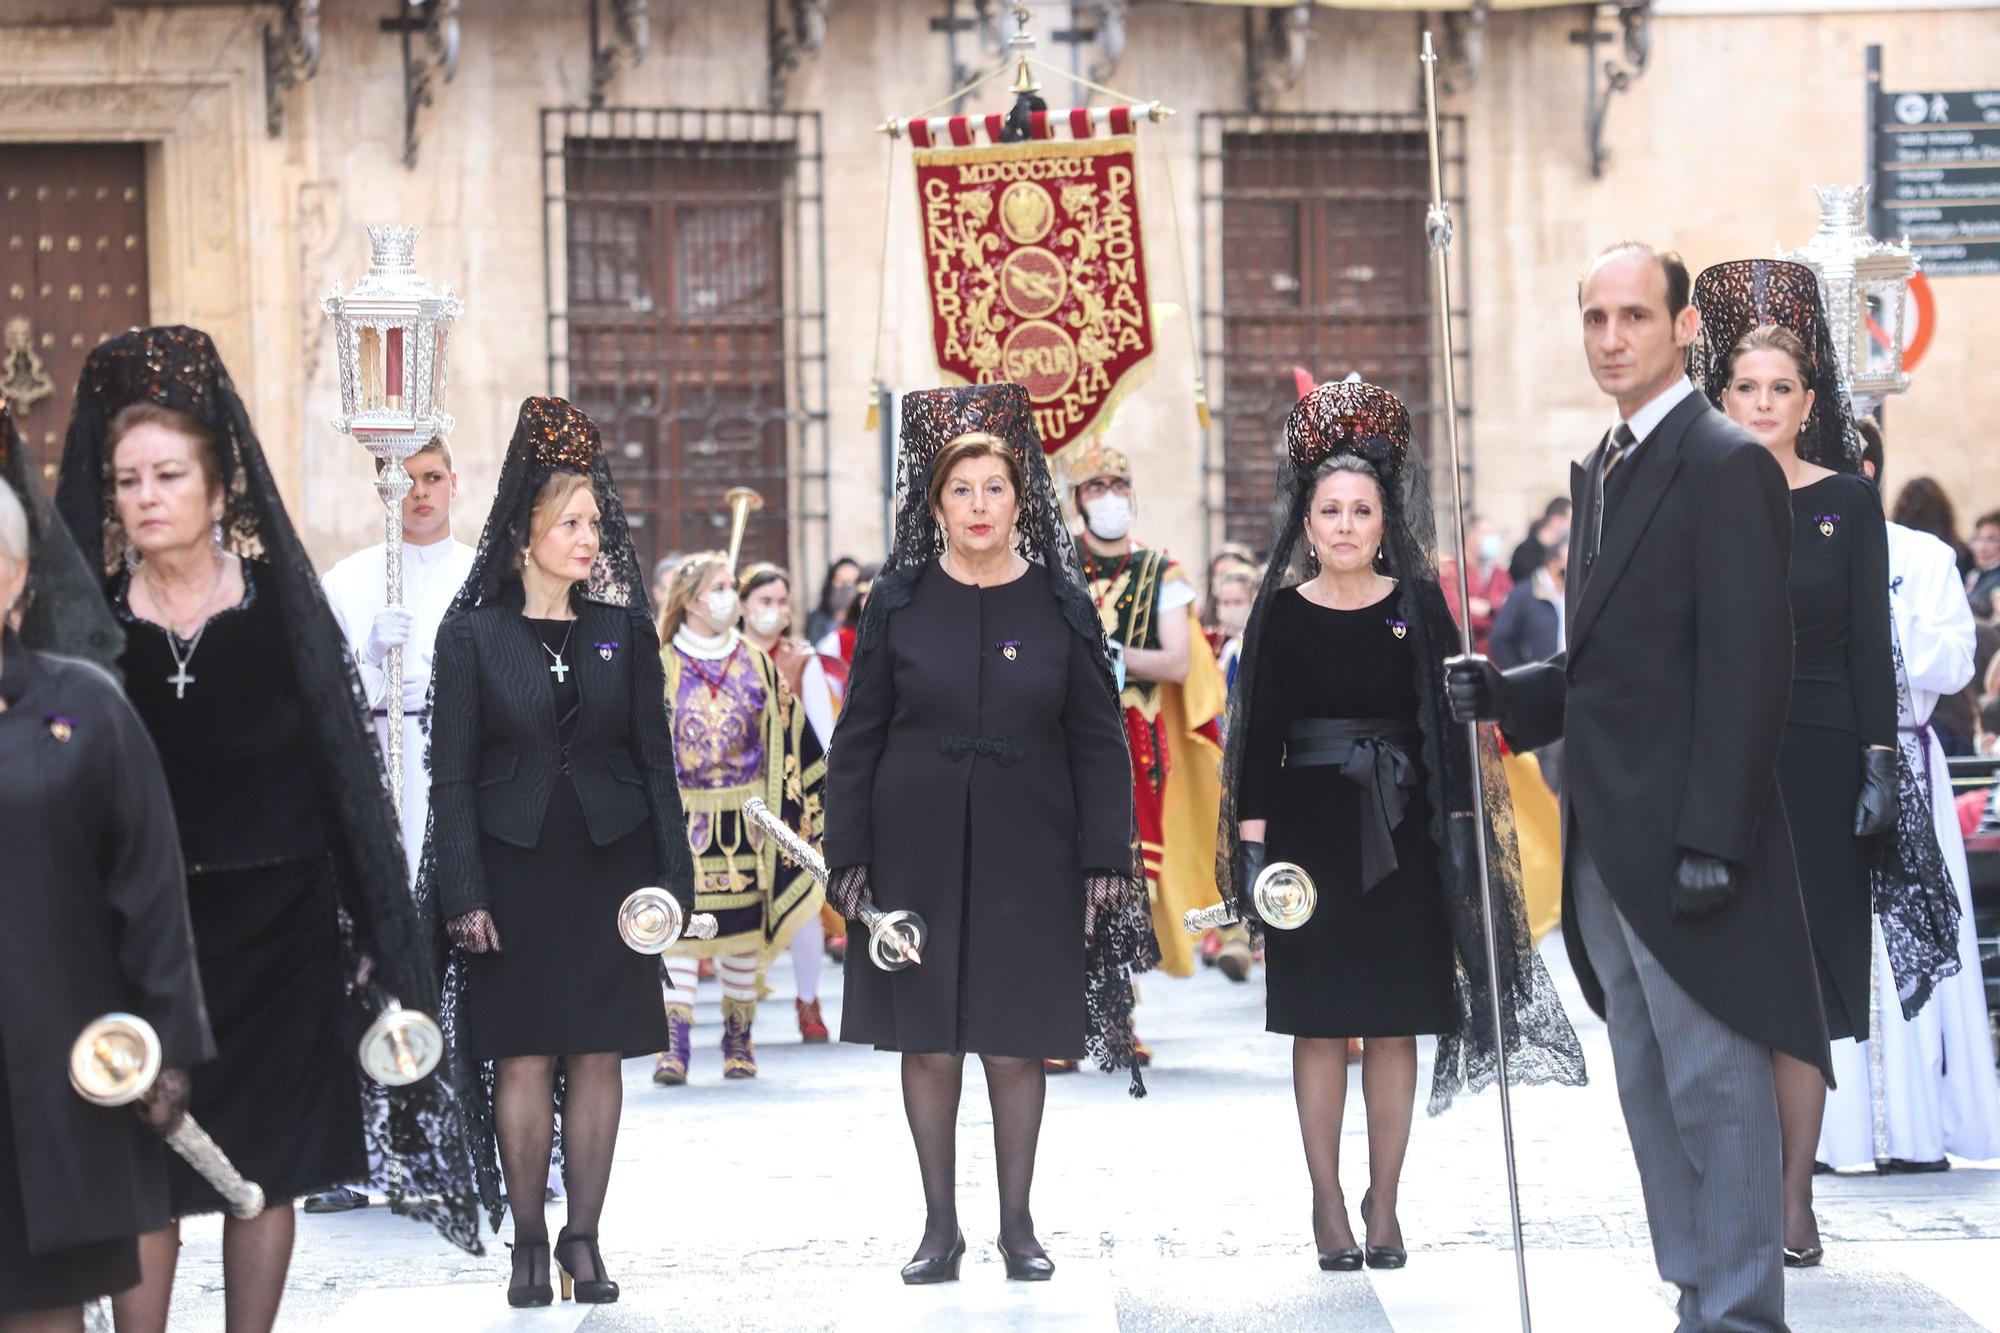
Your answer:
[863,377,882,433]
[1193,378,1213,430]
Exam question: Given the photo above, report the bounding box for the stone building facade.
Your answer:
[2,0,1994,588]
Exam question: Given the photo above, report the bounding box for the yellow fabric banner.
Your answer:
[1150,607,1228,979]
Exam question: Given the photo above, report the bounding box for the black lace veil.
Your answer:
[854,383,1160,1094]
[417,396,650,1230]
[1689,268,1961,1015]
[53,326,483,1253]
[1216,381,1586,1112]
[1,393,121,667]
[1688,259,1862,473]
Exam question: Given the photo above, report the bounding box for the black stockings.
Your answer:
[899,1052,1049,1260]
[1294,1036,1417,1253]
[495,1052,623,1285]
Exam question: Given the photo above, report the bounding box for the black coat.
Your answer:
[1501,392,1830,1077]
[430,590,694,920]
[822,561,1134,1058]
[0,633,214,1253]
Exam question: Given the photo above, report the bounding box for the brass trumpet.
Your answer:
[723,486,764,574]
[616,887,720,954]
[742,797,925,971]
[70,1013,266,1220]
[1182,861,1319,935]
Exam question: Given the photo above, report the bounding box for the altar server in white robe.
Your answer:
[321,438,476,883]
[1820,432,2000,1170]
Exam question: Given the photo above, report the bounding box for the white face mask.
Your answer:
[701,588,739,626]
[745,605,786,638]
[1083,493,1133,541]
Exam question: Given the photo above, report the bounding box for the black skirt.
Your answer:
[463,776,670,1060]
[0,1034,141,1315]
[1777,724,1870,1041]
[1263,768,1458,1039]
[171,856,365,1215]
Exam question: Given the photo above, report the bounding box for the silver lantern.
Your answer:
[321,225,463,813]
[1783,185,1919,410]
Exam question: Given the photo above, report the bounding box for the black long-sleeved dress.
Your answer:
[1238,587,1457,1038]
[1779,473,1896,1041]
[0,632,213,1313]
[822,560,1133,1058]
[112,561,363,1214]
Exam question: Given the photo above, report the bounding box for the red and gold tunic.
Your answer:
[1080,542,1226,977]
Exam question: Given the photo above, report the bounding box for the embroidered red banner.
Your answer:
[913,135,1156,456]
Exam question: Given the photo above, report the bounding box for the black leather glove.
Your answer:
[1672,851,1740,918]
[1445,654,1508,724]
[1233,840,1268,918]
[1855,747,1899,838]
[827,864,874,920]
[136,1067,190,1134]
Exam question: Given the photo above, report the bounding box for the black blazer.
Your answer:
[429,589,694,920]
[1500,391,1829,1078]
[0,633,215,1253]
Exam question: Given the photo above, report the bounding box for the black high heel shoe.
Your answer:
[998,1240,1055,1281]
[1360,1189,1407,1270]
[1314,1202,1363,1271]
[553,1228,620,1304]
[506,1241,552,1308]
[899,1231,966,1285]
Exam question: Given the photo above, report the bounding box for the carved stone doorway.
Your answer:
[0,143,152,493]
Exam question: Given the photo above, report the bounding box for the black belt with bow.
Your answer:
[1283,717,1422,893]
[940,732,1024,766]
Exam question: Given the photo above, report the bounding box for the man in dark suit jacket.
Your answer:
[1449,243,1826,1333]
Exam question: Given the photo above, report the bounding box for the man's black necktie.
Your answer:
[1588,422,1639,575]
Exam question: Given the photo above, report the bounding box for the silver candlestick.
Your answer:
[322,225,463,816]
[70,1013,266,1220]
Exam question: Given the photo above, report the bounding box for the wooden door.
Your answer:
[564,141,792,574]
[0,144,151,492]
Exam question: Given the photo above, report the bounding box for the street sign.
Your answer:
[1875,86,2000,277]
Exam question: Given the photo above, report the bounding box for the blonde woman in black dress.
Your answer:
[1219,381,1584,1271]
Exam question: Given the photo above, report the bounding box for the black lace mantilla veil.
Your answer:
[52,326,483,1254]
[854,383,1160,1095]
[1,393,121,667]
[1216,381,1586,1113]
[416,396,652,1230]
[1690,262,1961,1016]
[1687,259,1862,473]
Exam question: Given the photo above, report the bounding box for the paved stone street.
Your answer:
[154,942,2000,1331]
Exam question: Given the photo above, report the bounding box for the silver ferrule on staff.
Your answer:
[1183,861,1319,935]
[69,1013,266,1221]
[742,797,926,971]
[322,225,463,817]
[617,887,719,954]
[1421,31,1533,1333]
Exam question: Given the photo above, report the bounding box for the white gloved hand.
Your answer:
[360,606,415,666]
[400,672,431,714]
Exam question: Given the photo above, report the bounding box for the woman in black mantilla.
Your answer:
[821,383,1154,1285]
[1,396,213,1329]
[53,327,480,1330]
[1218,381,1585,1271]
[423,396,692,1307]
[1690,261,1898,1267]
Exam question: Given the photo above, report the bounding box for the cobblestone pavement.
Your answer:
[153,941,2000,1331]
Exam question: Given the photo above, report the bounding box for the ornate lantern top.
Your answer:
[322,225,463,452]
[1782,184,1918,405]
